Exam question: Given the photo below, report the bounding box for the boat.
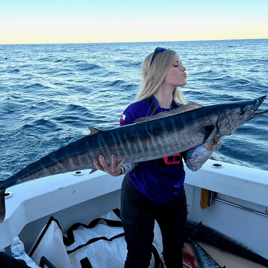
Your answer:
[0,159,267,267]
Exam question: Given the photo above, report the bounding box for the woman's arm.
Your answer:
[183,138,222,172]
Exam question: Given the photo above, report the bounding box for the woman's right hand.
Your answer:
[93,155,126,176]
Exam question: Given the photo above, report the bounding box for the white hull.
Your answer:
[0,160,267,266]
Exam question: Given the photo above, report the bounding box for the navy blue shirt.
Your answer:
[120,96,185,204]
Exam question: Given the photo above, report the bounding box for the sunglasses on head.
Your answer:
[150,47,166,67]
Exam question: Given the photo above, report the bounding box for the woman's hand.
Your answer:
[93,155,126,176]
[228,129,237,136]
[205,129,237,151]
[204,136,221,151]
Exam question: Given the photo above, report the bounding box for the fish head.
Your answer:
[217,95,268,136]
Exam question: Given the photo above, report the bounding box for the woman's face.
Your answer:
[164,54,187,87]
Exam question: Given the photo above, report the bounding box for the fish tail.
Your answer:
[0,189,6,223]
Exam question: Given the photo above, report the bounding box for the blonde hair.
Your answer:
[135,49,188,105]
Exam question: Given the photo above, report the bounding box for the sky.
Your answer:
[0,0,268,44]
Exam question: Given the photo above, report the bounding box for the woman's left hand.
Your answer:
[228,129,237,136]
[204,136,221,151]
[205,129,237,151]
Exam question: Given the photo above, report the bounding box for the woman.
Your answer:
[94,48,222,268]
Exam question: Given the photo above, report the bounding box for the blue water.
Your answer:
[0,39,268,180]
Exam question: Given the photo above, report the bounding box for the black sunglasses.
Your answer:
[150,47,166,67]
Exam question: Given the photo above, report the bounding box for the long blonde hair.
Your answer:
[135,49,188,105]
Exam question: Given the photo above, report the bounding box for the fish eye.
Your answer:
[239,110,245,115]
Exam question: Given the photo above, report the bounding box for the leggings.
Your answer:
[121,175,188,268]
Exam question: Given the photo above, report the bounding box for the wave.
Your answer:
[21,64,32,68]
[190,68,212,76]
[76,62,102,71]
[109,79,124,87]
[115,59,141,67]
[99,79,138,90]
[234,58,268,64]
[65,103,90,114]
[26,101,52,112]
[23,83,52,89]
[38,57,52,62]
[54,58,70,63]
[8,68,20,73]
[23,118,56,128]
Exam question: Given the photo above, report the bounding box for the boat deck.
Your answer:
[196,241,267,268]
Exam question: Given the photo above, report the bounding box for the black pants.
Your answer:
[121,175,188,268]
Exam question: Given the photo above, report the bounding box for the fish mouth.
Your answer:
[254,109,268,117]
[246,95,268,122]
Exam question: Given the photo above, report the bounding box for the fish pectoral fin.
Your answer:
[87,127,101,136]
[89,168,98,174]
[203,125,216,143]
[0,189,6,223]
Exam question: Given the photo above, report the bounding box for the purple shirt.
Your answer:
[120,96,185,204]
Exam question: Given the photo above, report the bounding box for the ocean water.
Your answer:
[0,39,268,181]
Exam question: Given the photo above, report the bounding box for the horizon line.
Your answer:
[1,38,267,46]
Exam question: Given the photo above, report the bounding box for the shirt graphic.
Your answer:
[120,114,126,125]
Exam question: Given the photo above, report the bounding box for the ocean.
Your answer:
[0,39,268,181]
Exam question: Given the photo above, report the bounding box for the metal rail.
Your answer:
[214,198,268,218]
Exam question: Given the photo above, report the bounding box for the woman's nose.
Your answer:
[181,65,186,71]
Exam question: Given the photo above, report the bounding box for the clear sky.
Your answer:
[1,0,268,44]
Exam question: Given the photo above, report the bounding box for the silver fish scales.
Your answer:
[189,239,223,268]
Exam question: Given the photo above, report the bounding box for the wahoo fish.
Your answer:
[188,239,223,268]
[0,96,267,223]
[185,220,268,266]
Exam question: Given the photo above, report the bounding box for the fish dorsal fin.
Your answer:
[135,103,203,123]
[87,126,101,136]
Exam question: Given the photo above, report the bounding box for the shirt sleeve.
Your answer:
[120,107,136,126]
[183,144,213,171]
[122,162,137,174]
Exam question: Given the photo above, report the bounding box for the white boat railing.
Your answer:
[0,159,267,259]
